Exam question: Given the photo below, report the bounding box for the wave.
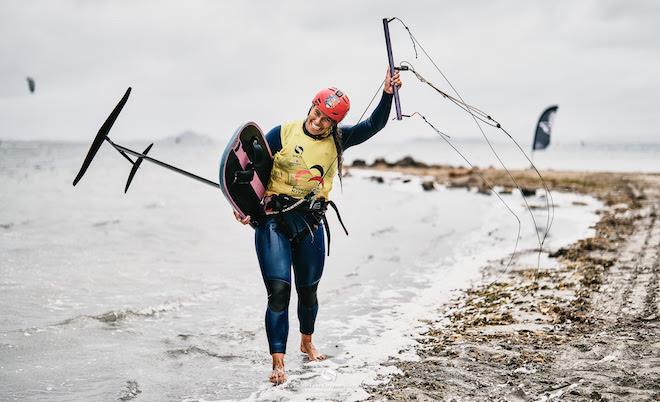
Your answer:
[57,301,185,326]
[6,284,231,335]
[92,219,120,227]
[165,346,240,361]
[118,380,141,401]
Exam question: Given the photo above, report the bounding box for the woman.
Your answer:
[234,68,402,384]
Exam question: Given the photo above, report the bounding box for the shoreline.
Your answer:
[351,158,660,401]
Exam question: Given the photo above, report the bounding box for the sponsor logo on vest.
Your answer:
[294,165,325,187]
[294,145,304,155]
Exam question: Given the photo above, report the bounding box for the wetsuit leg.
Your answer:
[292,222,325,335]
[255,217,293,354]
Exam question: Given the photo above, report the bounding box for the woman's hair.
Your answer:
[330,124,344,189]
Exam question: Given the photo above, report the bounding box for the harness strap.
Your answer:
[322,215,331,256]
[326,200,349,236]
[296,210,315,244]
[320,200,348,257]
[264,197,307,215]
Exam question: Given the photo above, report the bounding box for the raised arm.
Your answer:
[341,69,401,149]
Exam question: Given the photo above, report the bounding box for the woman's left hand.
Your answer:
[384,68,402,95]
[233,209,251,225]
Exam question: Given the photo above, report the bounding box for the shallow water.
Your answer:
[1,141,601,401]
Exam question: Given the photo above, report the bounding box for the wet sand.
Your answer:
[352,159,660,401]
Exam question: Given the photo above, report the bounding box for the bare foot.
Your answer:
[300,334,326,361]
[269,353,286,385]
[269,366,286,385]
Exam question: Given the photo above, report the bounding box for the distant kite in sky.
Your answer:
[532,105,558,152]
[26,77,35,94]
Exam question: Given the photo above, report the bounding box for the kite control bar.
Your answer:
[72,87,219,192]
[383,18,402,120]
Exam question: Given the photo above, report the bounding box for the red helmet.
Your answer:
[312,87,350,123]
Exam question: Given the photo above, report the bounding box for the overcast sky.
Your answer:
[1,0,659,145]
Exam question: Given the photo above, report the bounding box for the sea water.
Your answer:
[345,137,660,173]
[0,139,610,400]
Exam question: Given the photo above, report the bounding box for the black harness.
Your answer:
[261,194,348,256]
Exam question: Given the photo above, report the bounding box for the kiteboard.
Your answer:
[219,122,273,228]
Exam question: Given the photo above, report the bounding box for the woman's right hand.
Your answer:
[384,68,402,95]
[233,210,251,225]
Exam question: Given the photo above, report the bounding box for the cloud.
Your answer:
[0,0,658,143]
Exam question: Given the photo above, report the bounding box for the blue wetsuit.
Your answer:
[256,91,393,354]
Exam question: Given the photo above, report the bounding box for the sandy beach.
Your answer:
[355,158,660,401]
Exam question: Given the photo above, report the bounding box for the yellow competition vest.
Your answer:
[265,120,338,200]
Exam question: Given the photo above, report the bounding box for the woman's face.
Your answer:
[305,106,335,136]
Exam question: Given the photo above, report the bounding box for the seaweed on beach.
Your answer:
[362,162,660,401]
